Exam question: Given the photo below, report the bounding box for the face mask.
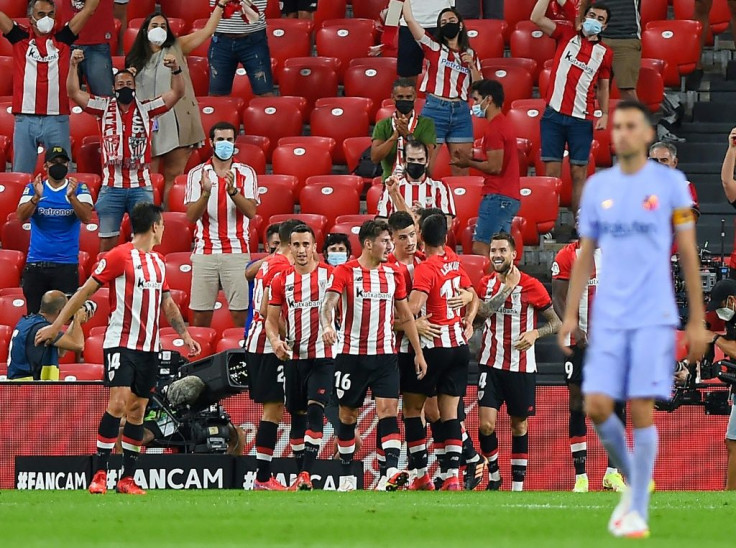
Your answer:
[49,163,68,181]
[394,99,414,116]
[269,246,277,254]
[582,18,603,36]
[717,306,735,322]
[115,86,135,105]
[214,141,235,161]
[147,27,168,46]
[441,22,460,39]
[34,16,54,34]
[327,252,348,266]
[471,99,487,118]
[405,162,426,180]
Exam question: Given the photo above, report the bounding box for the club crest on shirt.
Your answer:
[601,199,614,209]
[642,194,659,211]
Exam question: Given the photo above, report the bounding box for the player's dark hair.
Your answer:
[278,219,304,244]
[421,214,448,248]
[491,231,516,251]
[418,207,445,229]
[209,121,237,141]
[588,2,612,24]
[359,220,390,247]
[471,79,505,109]
[131,202,163,235]
[614,100,652,124]
[323,232,352,257]
[392,78,416,92]
[125,11,177,73]
[266,223,280,239]
[387,211,415,233]
[290,223,315,241]
[404,138,429,160]
[113,69,136,85]
[435,8,470,51]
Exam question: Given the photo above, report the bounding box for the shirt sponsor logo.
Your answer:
[356,288,392,300]
[287,299,321,309]
[564,51,596,75]
[27,41,59,63]
[137,279,163,290]
[599,221,657,237]
[440,58,470,74]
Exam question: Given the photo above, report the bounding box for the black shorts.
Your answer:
[564,345,585,386]
[285,358,334,414]
[103,347,158,398]
[334,353,399,409]
[398,26,437,77]
[477,366,536,418]
[282,0,317,14]
[402,346,469,397]
[245,351,285,404]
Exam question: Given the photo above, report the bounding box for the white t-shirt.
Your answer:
[401,0,455,28]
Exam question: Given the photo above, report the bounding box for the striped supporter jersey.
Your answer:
[245,253,291,354]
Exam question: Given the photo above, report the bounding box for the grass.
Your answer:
[0,490,733,547]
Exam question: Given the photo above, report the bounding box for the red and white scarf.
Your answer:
[392,110,419,172]
[101,98,152,169]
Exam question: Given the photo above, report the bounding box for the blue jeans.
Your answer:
[96,186,154,237]
[473,193,521,243]
[540,106,593,165]
[73,44,114,97]
[420,94,474,144]
[13,115,70,174]
[208,30,274,96]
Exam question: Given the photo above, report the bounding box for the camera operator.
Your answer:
[704,279,736,490]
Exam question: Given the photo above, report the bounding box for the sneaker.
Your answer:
[603,471,626,492]
[289,471,313,491]
[115,476,146,495]
[408,473,435,491]
[374,476,388,491]
[254,477,287,491]
[612,511,650,539]
[440,476,462,491]
[386,470,409,491]
[608,487,631,534]
[88,470,107,495]
[464,456,488,491]
[337,476,357,492]
[486,475,502,491]
[572,475,589,493]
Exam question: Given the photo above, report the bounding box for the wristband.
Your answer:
[228,188,239,197]
[171,68,183,75]
[713,334,722,345]
[217,3,227,8]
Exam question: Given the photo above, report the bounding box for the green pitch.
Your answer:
[0,490,732,547]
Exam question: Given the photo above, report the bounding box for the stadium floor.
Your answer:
[0,490,732,547]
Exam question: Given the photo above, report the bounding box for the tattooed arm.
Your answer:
[162,292,201,357]
[515,306,561,351]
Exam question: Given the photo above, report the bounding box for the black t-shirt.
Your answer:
[4,22,77,45]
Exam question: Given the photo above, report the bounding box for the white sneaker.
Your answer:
[338,476,357,492]
[611,511,650,539]
[608,487,631,534]
[374,476,388,491]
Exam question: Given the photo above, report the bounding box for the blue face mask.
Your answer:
[327,252,348,266]
[471,100,487,118]
[582,18,603,36]
[214,140,234,161]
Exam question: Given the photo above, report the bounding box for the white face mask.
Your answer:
[35,16,54,34]
[147,27,168,47]
[716,306,735,322]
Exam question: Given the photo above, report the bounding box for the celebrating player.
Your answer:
[320,220,428,492]
[558,100,708,537]
[265,224,335,491]
[476,233,561,491]
[35,203,200,495]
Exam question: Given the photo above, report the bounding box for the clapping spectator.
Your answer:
[0,0,100,174]
[16,147,94,315]
[126,5,233,206]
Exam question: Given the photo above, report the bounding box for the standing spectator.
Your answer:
[452,79,520,257]
[371,78,436,181]
[531,0,613,215]
[126,6,232,206]
[67,49,185,252]
[402,2,481,177]
[282,0,317,20]
[17,146,94,315]
[185,121,259,329]
[58,0,115,96]
[648,141,700,218]
[398,0,455,85]
[207,0,274,98]
[0,0,100,174]
[114,0,127,54]
[689,0,736,90]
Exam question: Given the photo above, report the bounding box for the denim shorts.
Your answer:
[208,29,274,96]
[72,43,114,97]
[420,94,474,144]
[96,186,154,237]
[540,106,594,165]
[473,194,521,244]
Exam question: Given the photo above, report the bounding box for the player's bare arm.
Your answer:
[558,238,596,355]
[265,304,291,362]
[67,50,91,107]
[447,288,474,311]
[162,292,201,357]
[395,298,428,379]
[320,290,341,346]
[531,0,558,36]
[476,266,520,321]
[35,277,101,345]
[407,290,443,339]
[55,308,90,355]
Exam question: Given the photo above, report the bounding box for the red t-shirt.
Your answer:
[479,113,520,199]
[58,0,114,46]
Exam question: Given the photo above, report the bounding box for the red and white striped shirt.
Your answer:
[387,252,423,353]
[477,272,552,373]
[245,253,291,354]
[84,95,169,188]
[327,259,407,355]
[547,26,612,120]
[92,242,169,353]
[412,253,472,349]
[552,242,600,346]
[269,263,334,360]
[6,23,76,115]
[185,160,260,255]
[418,32,480,101]
[376,176,456,219]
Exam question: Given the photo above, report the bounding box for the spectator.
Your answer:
[0,0,100,174]
[689,0,736,90]
[371,78,436,182]
[452,79,520,257]
[67,49,185,252]
[207,0,274,98]
[58,0,115,96]
[114,0,127,54]
[185,121,259,328]
[7,290,86,381]
[648,141,700,218]
[17,146,94,315]
[455,0,504,19]
[282,0,317,20]
[126,6,232,206]
[402,2,481,177]
[376,139,455,229]
[323,232,352,266]
[531,0,613,215]
[398,0,455,85]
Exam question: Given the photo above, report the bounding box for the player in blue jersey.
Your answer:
[558,100,708,538]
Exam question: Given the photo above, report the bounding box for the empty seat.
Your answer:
[267,19,312,70]
[268,213,328,249]
[509,21,556,81]
[300,184,361,228]
[278,64,339,117]
[343,136,373,175]
[242,99,304,160]
[517,176,561,245]
[642,20,703,87]
[271,144,333,196]
[309,104,371,164]
[343,61,396,120]
[442,176,484,237]
[465,19,507,60]
[164,252,193,310]
[479,63,533,112]
[0,294,27,329]
[316,20,376,79]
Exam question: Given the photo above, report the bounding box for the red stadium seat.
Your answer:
[185,56,210,97]
[343,61,396,120]
[60,363,104,381]
[156,212,193,255]
[592,99,618,168]
[164,252,193,310]
[0,294,27,329]
[268,213,328,248]
[465,19,507,61]
[503,0,536,42]
[81,288,110,338]
[267,19,312,71]
[319,17,377,37]
[0,257,20,289]
[442,176,484,237]
[0,324,12,362]
[77,137,102,176]
[315,96,373,119]
[236,134,271,157]
[69,105,99,160]
[242,99,305,160]
[480,63,534,112]
[83,332,105,365]
[161,333,214,358]
[0,56,13,97]
[305,174,363,194]
[351,0,388,20]
[343,136,373,175]
[612,66,664,113]
[509,21,556,81]
[458,254,491,289]
[79,218,101,261]
[0,0,27,17]
[673,0,730,43]
[482,57,539,84]
[216,333,245,352]
[277,136,337,157]
[158,0,209,29]
[229,67,256,103]
[300,184,360,228]
[0,102,12,144]
[0,249,25,271]
[0,175,31,225]
[366,183,384,215]
[642,20,703,87]
[256,182,296,222]
[314,0,348,28]
[271,144,333,196]
[316,23,376,80]
[641,0,669,27]
[329,222,362,256]
[281,57,341,96]
[1,217,31,253]
[233,143,266,175]
[506,99,546,167]
[310,105,370,164]
[517,176,560,245]
[257,174,299,194]
[167,182,188,213]
[278,64,339,117]
[197,96,244,154]
[334,214,374,226]
[69,172,102,202]
[202,290,236,336]
[0,287,23,297]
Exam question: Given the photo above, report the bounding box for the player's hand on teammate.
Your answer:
[414,351,428,380]
[684,319,709,364]
[557,316,579,356]
[415,314,442,339]
[322,324,338,346]
[462,318,475,342]
[447,289,473,310]
[35,324,60,346]
[514,330,539,351]
[273,339,292,362]
[181,333,202,357]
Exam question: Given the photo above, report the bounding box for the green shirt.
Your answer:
[372,115,437,181]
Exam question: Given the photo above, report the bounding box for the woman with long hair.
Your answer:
[402,2,481,176]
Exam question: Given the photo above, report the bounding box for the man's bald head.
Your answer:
[39,290,67,317]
